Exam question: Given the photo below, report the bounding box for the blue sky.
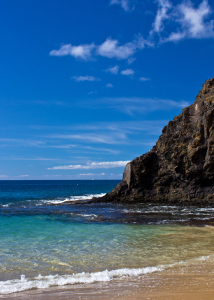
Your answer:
[1,0,214,180]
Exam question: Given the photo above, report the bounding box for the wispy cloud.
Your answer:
[127,57,136,64]
[30,120,168,138]
[80,146,119,154]
[50,37,146,62]
[49,0,214,67]
[121,68,134,76]
[49,132,127,144]
[151,0,214,42]
[49,43,95,60]
[72,75,100,82]
[150,0,172,35]
[43,175,62,177]
[115,99,188,115]
[79,173,106,176]
[106,83,114,88]
[0,157,58,161]
[105,65,119,74]
[31,100,66,106]
[0,135,119,155]
[97,38,144,59]
[0,138,45,147]
[87,97,189,116]
[139,77,150,81]
[48,160,130,170]
[0,175,30,179]
[109,0,214,43]
[44,144,76,149]
[110,173,123,176]
[110,0,134,12]
[166,0,214,41]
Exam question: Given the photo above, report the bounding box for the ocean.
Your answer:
[1,180,214,297]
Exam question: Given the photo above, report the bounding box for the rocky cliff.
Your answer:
[99,77,214,204]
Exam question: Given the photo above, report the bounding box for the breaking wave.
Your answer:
[0,255,212,295]
[0,266,162,295]
[0,193,106,208]
[41,193,106,205]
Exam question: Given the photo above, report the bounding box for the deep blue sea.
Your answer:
[1,180,214,296]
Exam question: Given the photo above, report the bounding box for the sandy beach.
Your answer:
[2,258,214,300]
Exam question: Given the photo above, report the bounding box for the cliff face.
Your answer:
[101,77,214,204]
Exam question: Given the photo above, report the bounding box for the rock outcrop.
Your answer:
[99,77,214,204]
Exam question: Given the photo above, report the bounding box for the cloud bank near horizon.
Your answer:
[48,161,130,170]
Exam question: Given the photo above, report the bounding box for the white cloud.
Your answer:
[127,57,136,64]
[158,0,214,42]
[165,31,186,42]
[78,96,189,117]
[0,157,58,161]
[121,68,134,75]
[151,0,172,34]
[49,0,214,66]
[79,173,106,176]
[105,65,119,74]
[50,37,147,62]
[45,144,76,149]
[110,0,133,12]
[48,161,130,170]
[49,132,127,144]
[176,0,214,39]
[31,120,168,137]
[139,77,150,81]
[72,76,100,82]
[110,173,123,176]
[106,83,114,88]
[0,175,8,178]
[49,43,95,60]
[101,97,189,116]
[97,38,141,59]
[19,175,29,177]
[0,138,45,147]
[43,175,62,177]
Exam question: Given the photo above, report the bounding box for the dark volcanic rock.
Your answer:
[98,77,214,204]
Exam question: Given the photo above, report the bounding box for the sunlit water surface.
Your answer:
[1,180,214,295]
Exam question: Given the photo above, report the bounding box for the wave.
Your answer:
[74,213,98,218]
[0,193,106,208]
[122,205,214,216]
[41,193,106,205]
[0,266,162,295]
[0,204,9,207]
[0,255,212,295]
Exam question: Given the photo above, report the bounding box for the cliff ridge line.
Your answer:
[98,77,214,204]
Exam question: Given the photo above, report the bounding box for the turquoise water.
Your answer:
[1,180,214,295]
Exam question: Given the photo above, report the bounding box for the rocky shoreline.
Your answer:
[94,77,214,205]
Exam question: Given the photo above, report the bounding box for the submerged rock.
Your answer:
[98,77,214,204]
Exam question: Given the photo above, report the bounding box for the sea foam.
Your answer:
[0,266,161,295]
[39,193,106,205]
[1,255,213,295]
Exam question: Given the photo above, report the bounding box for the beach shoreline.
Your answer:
[2,181,214,300]
[1,258,214,300]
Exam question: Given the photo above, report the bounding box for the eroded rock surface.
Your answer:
[98,77,214,204]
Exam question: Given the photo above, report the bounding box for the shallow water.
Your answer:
[1,180,214,295]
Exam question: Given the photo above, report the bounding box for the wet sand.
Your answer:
[2,259,214,300]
